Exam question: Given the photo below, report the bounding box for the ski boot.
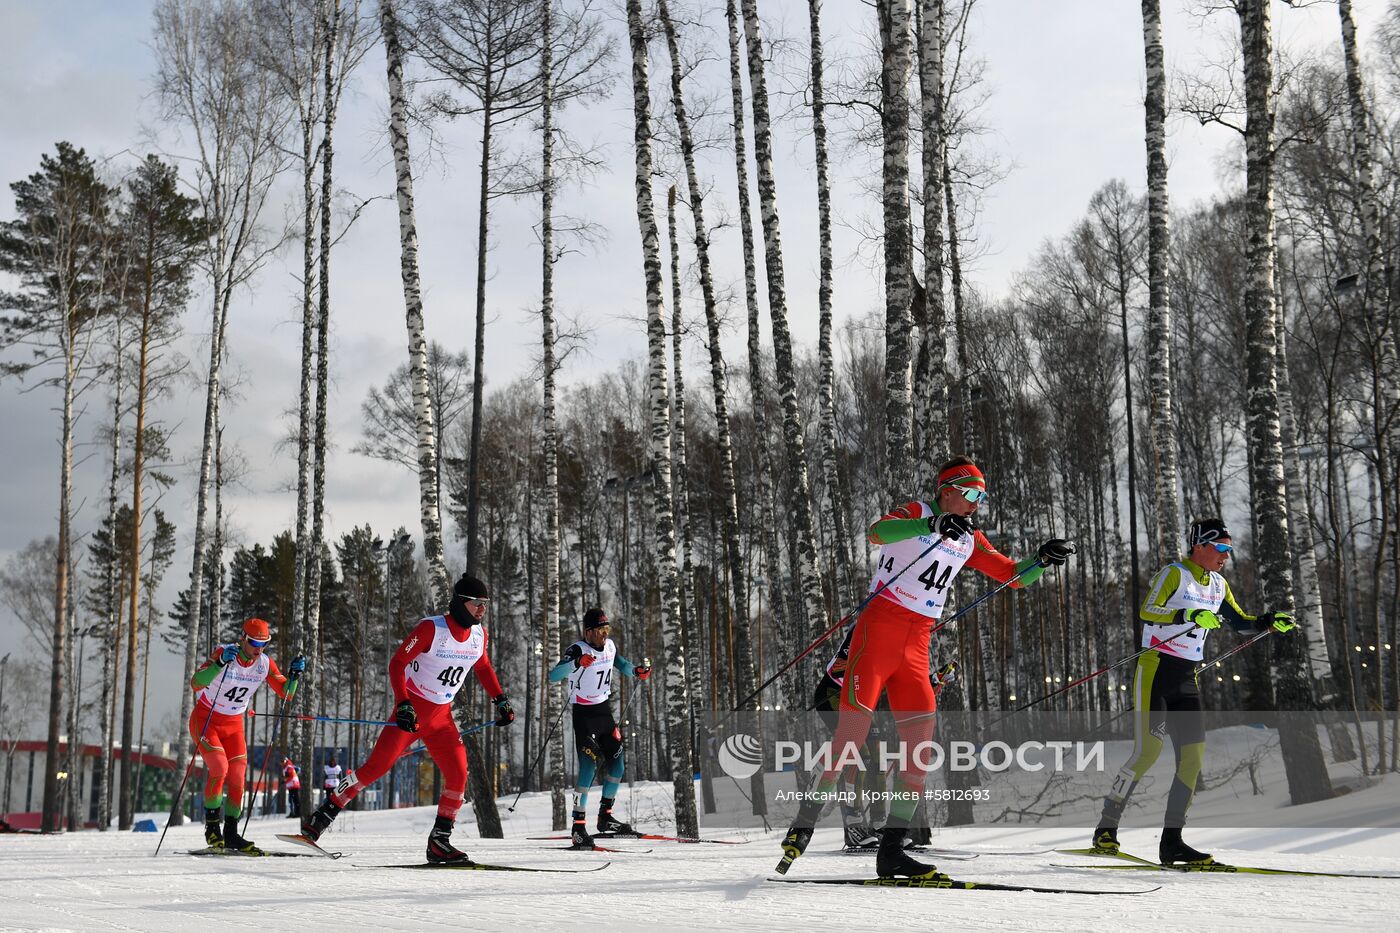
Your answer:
[1090,825,1120,855]
[596,797,635,835]
[1159,828,1212,866]
[842,822,879,850]
[203,807,224,849]
[222,815,261,855]
[774,798,823,875]
[426,815,469,864]
[301,799,342,843]
[875,827,941,879]
[570,819,596,851]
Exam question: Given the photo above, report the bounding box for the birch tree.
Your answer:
[739,0,826,645]
[378,0,452,604]
[658,0,758,751]
[877,0,915,501]
[153,0,291,826]
[806,0,853,601]
[914,0,948,478]
[535,0,566,830]
[725,0,783,704]
[1237,0,1331,801]
[1141,0,1182,559]
[624,0,697,836]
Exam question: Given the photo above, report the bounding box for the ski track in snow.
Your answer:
[4,784,1400,933]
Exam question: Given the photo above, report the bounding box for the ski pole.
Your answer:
[391,721,498,763]
[247,710,393,727]
[719,536,950,727]
[155,662,233,857]
[926,561,1040,639]
[1196,627,1275,676]
[507,702,567,812]
[985,625,1200,728]
[240,690,292,836]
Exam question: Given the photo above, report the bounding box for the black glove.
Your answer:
[287,654,307,681]
[927,512,974,541]
[494,694,516,727]
[564,644,584,667]
[1037,538,1076,567]
[394,699,418,733]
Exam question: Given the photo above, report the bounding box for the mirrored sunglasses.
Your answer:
[246,636,270,648]
[1209,543,1233,554]
[955,486,988,504]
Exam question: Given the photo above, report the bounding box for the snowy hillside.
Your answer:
[3,780,1399,932]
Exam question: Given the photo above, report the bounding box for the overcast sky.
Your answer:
[0,0,1382,737]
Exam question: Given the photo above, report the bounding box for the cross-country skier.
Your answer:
[299,574,516,864]
[811,626,960,850]
[188,617,306,854]
[1091,517,1295,865]
[779,456,1075,878]
[282,758,301,818]
[547,608,651,850]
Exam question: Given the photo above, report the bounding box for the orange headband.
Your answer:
[937,463,986,490]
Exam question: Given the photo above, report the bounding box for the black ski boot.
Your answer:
[301,799,342,843]
[1159,828,1212,865]
[596,797,634,835]
[775,798,823,874]
[426,815,469,864]
[203,807,224,849]
[1091,825,1120,854]
[875,827,941,879]
[842,823,878,850]
[570,819,596,851]
[222,814,261,855]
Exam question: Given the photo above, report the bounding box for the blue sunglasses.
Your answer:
[246,636,270,648]
[1208,543,1233,554]
[949,485,988,504]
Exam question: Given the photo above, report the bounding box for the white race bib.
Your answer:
[404,616,487,704]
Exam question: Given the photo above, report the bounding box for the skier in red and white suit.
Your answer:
[779,456,1076,878]
[300,574,515,863]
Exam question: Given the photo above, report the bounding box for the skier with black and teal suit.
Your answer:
[548,608,651,850]
[1092,517,1296,865]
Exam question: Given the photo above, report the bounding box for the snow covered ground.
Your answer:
[3,781,1399,932]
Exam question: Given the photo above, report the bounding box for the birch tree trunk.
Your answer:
[878,0,915,501]
[379,0,449,600]
[535,0,567,831]
[1338,0,1398,735]
[659,0,758,738]
[1141,0,1181,556]
[806,0,852,603]
[466,90,494,576]
[305,0,341,734]
[945,144,973,460]
[740,0,827,646]
[1238,0,1330,802]
[158,0,291,825]
[626,0,698,836]
[724,0,780,758]
[914,0,947,478]
[290,6,325,783]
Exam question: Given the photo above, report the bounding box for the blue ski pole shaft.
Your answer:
[241,691,292,835]
[248,709,392,727]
